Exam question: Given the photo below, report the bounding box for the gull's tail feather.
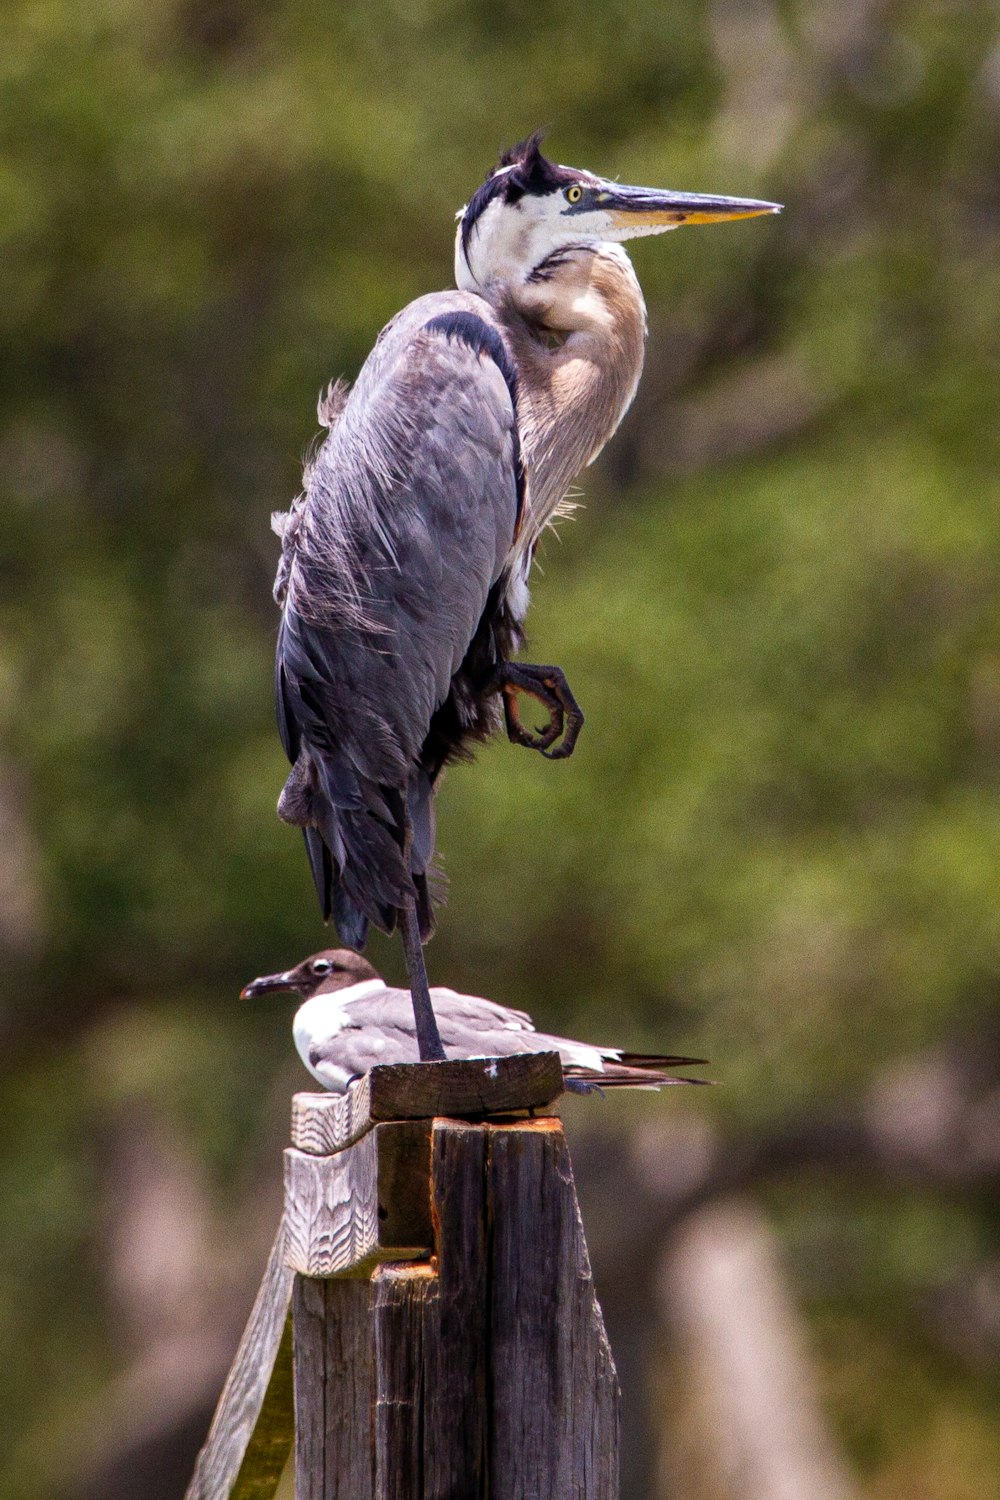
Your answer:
[563,1054,711,1093]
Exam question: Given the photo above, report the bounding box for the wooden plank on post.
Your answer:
[369,1051,563,1121]
[184,1228,295,1500]
[283,1121,433,1277]
[487,1119,620,1500]
[291,1052,564,1155]
[293,1276,374,1500]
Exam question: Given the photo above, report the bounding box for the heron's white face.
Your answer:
[455,158,781,293]
[456,169,609,291]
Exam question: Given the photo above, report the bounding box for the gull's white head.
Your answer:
[454,132,782,294]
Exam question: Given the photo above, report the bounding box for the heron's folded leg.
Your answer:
[494,661,584,761]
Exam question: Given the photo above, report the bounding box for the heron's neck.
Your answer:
[493,244,647,556]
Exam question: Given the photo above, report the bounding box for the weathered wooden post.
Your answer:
[185,1053,619,1500]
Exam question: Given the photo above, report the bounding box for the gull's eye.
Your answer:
[565,185,584,205]
[311,958,333,975]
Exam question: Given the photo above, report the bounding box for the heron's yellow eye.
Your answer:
[565,185,583,204]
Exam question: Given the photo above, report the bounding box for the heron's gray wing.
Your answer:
[276,292,521,931]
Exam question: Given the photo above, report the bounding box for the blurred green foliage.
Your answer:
[2,0,1000,1493]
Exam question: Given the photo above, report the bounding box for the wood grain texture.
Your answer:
[367,1121,617,1498]
[291,1053,564,1154]
[294,1276,374,1500]
[184,1229,295,1500]
[283,1122,433,1277]
[372,1265,435,1500]
[420,1124,491,1496]
[487,1120,620,1500]
[370,1126,491,1500]
[370,1051,563,1120]
[291,1076,373,1155]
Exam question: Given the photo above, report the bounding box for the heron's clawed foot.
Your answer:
[495,662,584,760]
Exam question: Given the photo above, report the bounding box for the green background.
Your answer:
[2,0,1000,1493]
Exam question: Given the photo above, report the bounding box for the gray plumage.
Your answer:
[274,293,522,946]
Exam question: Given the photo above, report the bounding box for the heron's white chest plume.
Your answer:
[496,244,649,573]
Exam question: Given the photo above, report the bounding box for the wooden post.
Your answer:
[185,1052,619,1500]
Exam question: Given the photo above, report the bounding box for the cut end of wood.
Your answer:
[488,1115,566,1136]
[373,1261,436,1283]
[283,1122,435,1278]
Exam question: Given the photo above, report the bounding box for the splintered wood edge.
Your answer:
[291,1053,565,1154]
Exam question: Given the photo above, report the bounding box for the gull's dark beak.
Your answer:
[240,970,296,999]
[599,181,782,234]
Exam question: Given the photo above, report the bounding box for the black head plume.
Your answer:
[461,131,580,259]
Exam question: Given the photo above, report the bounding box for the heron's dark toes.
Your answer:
[501,682,563,751]
[535,666,584,758]
[496,661,584,759]
[540,701,583,759]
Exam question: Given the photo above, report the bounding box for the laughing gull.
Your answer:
[241,948,707,1094]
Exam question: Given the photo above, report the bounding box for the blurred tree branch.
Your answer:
[659,1200,860,1500]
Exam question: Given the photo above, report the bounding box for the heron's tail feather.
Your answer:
[332,884,369,951]
[281,736,443,944]
[302,816,370,948]
[303,828,332,922]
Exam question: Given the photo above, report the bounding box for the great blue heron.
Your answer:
[272,134,780,1061]
[242,948,708,1092]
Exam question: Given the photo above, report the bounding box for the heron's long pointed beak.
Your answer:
[602,182,782,232]
[240,970,296,999]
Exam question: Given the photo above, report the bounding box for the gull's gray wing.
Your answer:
[305,986,707,1093]
[306,985,549,1090]
[276,292,522,939]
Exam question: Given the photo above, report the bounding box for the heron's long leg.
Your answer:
[495,662,585,761]
[400,902,446,1062]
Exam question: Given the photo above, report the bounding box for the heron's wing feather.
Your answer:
[276,292,520,928]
